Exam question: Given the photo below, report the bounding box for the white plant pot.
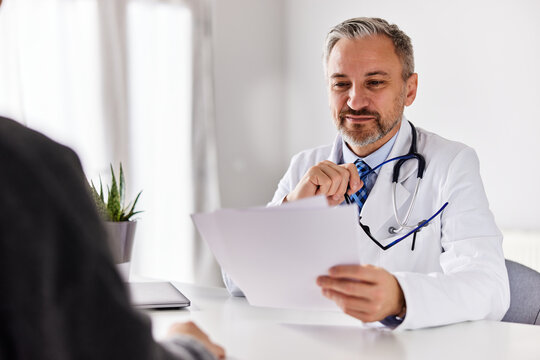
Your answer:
[104,220,137,281]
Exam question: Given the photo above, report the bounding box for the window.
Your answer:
[0,0,203,283]
[127,0,195,281]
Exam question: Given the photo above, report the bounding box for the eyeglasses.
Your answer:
[357,202,448,251]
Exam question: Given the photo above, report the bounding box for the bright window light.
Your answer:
[127,1,194,282]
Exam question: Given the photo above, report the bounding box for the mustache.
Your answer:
[339,107,381,120]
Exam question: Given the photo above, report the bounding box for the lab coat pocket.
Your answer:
[378,217,443,273]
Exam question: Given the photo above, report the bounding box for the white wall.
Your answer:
[213,0,540,233]
[212,0,287,208]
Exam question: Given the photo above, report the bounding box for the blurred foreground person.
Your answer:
[0,116,225,360]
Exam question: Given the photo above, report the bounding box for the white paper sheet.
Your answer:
[192,197,361,311]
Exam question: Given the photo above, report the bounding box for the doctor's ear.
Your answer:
[404,73,418,107]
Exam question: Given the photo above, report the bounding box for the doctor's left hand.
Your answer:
[316,264,406,323]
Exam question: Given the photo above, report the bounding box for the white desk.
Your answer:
[146,283,540,360]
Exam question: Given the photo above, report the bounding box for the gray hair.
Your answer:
[324,17,414,80]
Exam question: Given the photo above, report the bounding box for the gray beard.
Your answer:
[338,113,402,147]
[340,127,384,147]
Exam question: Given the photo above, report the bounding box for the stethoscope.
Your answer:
[344,121,449,251]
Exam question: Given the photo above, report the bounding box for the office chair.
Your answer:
[501,259,540,325]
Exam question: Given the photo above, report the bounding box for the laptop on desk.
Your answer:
[127,282,191,309]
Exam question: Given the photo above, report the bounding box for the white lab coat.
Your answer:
[267,119,510,330]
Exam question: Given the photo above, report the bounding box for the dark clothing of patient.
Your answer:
[0,117,213,360]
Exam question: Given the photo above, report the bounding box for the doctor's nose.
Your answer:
[347,86,370,111]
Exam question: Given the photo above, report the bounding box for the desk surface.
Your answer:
[146,282,540,360]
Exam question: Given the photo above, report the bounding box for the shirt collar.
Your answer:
[341,129,399,173]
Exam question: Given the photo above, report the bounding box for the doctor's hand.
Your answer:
[285,161,363,206]
[317,264,406,323]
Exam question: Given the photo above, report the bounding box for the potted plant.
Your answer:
[90,163,142,279]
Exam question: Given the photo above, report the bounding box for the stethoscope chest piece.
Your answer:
[388,220,428,235]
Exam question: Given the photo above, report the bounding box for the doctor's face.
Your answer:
[326,35,417,154]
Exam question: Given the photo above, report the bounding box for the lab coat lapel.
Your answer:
[328,134,343,164]
[360,119,419,237]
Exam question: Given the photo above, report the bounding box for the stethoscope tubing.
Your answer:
[390,179,421,233]
[344,121,449,250]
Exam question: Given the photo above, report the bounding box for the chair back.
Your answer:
[502,259,540,325]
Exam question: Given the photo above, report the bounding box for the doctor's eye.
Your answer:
[333,82,350,89]
[366,80,385,88]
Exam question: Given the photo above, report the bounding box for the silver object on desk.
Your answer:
[127,282,191,309]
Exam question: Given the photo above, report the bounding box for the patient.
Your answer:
[0,115,225,359]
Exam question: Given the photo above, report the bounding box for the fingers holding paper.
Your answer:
[285,161,363,206]
[316,264,406,323]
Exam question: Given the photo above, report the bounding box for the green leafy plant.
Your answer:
[90,163,142,222]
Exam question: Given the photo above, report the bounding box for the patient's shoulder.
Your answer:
[0,116,81,174]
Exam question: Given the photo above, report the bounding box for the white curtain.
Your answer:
[189,0,221,285]
[0,0,222,286]
[0,0,108,177]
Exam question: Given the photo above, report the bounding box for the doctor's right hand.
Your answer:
[285,161,363,206]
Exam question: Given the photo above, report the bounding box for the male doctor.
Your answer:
[226,17,510,330]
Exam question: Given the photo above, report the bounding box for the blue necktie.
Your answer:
[349,159,371,214]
